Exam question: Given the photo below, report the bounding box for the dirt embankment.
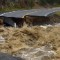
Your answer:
[0,26,60,59]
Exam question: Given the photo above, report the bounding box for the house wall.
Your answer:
[12,18,24,27]
[25,16,50,26]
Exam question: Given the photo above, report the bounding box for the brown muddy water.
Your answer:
[0,26,60,60]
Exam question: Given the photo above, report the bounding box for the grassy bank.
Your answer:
[55,11,60,16]
[0,7,32,12]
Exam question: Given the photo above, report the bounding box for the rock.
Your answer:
[0,53,24,60]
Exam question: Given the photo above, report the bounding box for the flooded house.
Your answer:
[0,9,55,27]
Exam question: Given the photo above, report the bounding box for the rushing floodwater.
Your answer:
[15,44,56,60]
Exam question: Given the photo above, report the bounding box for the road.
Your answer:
[0,7,60,18]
